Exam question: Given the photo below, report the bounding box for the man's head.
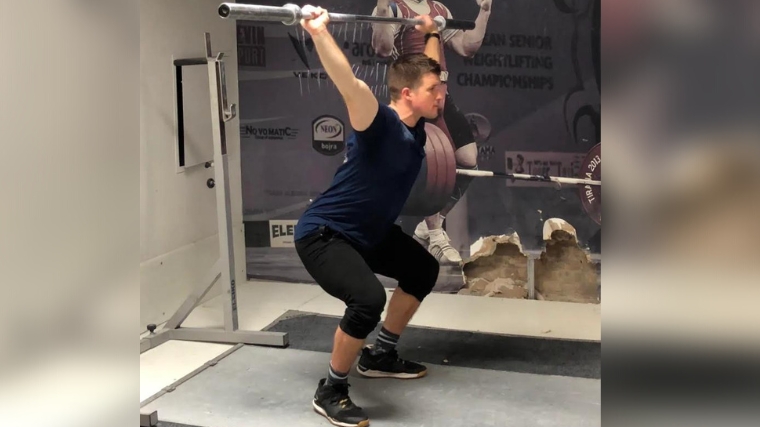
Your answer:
[387,53,443,119]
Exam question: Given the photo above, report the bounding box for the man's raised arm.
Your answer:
[301,6,378,132]
[417,15,441,63]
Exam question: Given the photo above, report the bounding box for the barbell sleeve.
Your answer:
[440,18,478,31]
[218,3,302,24]
[456,169,602,187]
[218,3,476,30]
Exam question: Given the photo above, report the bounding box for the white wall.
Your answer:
[140,0,244,332]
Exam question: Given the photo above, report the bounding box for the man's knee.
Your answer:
[455,142,478,168]
[400,253,440,302]
[340,287,387,339]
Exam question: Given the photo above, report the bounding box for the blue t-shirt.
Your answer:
[294,104,426,248]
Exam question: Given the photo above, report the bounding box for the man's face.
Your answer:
[406,73,443,119]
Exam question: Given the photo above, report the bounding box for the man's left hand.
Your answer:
[300,5,331,35]
[415,14,439,34]
[477,0,492,12]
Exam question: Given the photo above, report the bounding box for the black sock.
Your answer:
[372,326,400,354]
[326,362,348,386]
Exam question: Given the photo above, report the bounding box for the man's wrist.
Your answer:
[310,27,330,39]
[424,32,441,42]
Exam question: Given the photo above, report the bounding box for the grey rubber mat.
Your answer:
[265,311,601,379]
[143,345,600,427]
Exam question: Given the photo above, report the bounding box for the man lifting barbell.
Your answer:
[220,4,600,426]
[291,6,445,427]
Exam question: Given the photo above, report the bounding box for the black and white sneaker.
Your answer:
[356,347,428,379]
[312,378,370,427]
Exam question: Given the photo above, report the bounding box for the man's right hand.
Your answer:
[300,5,330,36]
[415,14,439,34]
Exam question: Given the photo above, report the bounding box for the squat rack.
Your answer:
[140,33,288,354]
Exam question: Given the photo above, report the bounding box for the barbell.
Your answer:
[218,3,477,31]
[401,123,602,225]
[455,169,601,186]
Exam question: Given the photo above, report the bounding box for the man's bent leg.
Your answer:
[295,230,385,426]
[380,237,438,340]
[382,286,422,337]
[358,226,439,378]
[329,277,387,377]
[330,327,366,376]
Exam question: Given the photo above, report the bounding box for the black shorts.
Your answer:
[442,91,475,150]
[295,225,439,339]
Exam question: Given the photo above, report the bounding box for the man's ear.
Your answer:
[400,87,411,99]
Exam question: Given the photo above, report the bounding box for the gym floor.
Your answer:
[141,278,600,426]
[143,345,599,427]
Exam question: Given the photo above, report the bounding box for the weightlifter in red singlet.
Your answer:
[371,0,493,265]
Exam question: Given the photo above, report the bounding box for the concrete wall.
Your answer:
[140,0,243,332]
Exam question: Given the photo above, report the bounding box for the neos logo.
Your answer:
[312,115,345,156]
